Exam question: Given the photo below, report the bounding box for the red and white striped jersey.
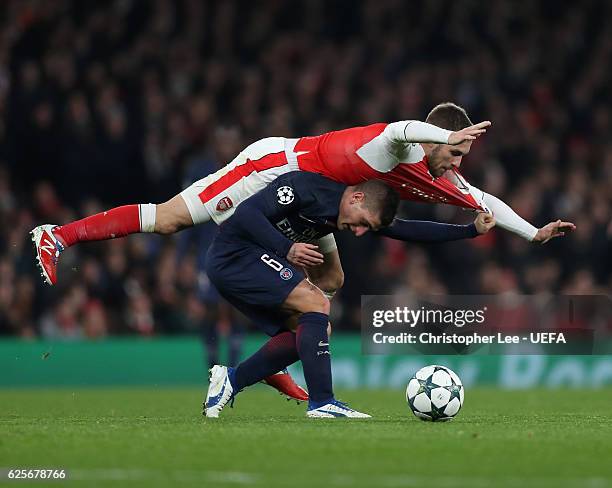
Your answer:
[288,122,485,212]
[182,121,488,227]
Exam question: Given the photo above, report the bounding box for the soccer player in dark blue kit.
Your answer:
[204,171,494,418]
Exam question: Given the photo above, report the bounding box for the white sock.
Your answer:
[139,203,156,233]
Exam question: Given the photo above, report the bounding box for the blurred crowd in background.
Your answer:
[0,0,610,343]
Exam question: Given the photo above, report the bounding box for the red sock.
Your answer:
[53,205,141,248]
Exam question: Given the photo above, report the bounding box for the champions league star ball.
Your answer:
[406,365,464,421]
[276,186,295,205]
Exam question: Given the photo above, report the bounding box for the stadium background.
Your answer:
[0,0,611,390]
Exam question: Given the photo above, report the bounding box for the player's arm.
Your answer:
[231,197,294,257]
[469,185,575,243]
[229,173,324,265]
[375,213,495,242]
[384,120,491,145]
[357,121,491,172]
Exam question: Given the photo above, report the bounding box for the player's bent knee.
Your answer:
[283,280,331,319]
[302,292,330,315]
[299,293,330,315]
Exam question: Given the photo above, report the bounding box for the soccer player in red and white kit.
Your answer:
[31,102,572,399]
[32,102,573,286]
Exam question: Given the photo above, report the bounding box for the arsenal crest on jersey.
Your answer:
[216,196,233,212]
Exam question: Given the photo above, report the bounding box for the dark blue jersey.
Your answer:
[205,171,480,336]
[215,172,343,257]
[215,171,479,258]
[206,173,341,335]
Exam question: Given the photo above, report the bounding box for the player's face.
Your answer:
[427,141,472,178]
[337,193,382,237]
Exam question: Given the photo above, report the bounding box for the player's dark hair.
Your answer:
[354,180,399,227]
[425,102,473,131]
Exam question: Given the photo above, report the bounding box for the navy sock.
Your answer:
[202,317,219,370]
[232,331,299,391]
[296,312,334,404]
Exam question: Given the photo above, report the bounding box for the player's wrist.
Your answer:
[281,240,295,258]
[467,223,479,238]
[529,227,541,242]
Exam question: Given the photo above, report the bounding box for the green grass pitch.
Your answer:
[1,387,612,488]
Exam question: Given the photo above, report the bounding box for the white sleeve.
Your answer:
[385,120,452,144]
[470,186,538,241]
[356,120,451,172]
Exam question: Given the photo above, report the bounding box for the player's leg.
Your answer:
[51,195,193,245]
[224,304,244,368]
[155,193,196,234]
[32,137,292,286]
[200,300,220,370]
[232,330,300,394]
[280,280,333,401]
[206,290,308,405]
[199,267,305,400]
[226,280,331,403]
[31,193,198,286]
[281,281,370,418]
[203,243,309,417]
[271,246,343,399]
[205,263,368,417]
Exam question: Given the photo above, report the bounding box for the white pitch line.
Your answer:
[70,469,258,484]
[67,469,612,488]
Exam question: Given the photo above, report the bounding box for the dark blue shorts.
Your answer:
[205,239,305,336]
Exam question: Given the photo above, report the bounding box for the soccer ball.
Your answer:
[406,365,464,421]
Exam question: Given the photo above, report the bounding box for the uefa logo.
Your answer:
[277,186,294,205]
[279,267,293,280]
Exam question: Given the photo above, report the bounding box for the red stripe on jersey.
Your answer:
[294,123,387,184]
[198,151,288,204]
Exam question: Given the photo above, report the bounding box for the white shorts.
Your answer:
[180,137,337,253]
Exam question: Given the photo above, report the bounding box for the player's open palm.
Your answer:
[533,220,576,244]
[448,121,491,145]
[287,243,324,268]
[474,213,496,234]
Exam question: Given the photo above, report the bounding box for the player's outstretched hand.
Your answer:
[287,243,324,268]
[448,121,491,145]
[474,213,496,234]
[532,220,576,244]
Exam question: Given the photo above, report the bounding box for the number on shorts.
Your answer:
[260,253,283,272]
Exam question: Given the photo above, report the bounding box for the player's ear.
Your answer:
[421,142,435,153]
[351,191,365,204]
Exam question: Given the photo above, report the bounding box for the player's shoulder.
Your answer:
[269,172,345,210]
[276,171,344,191]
